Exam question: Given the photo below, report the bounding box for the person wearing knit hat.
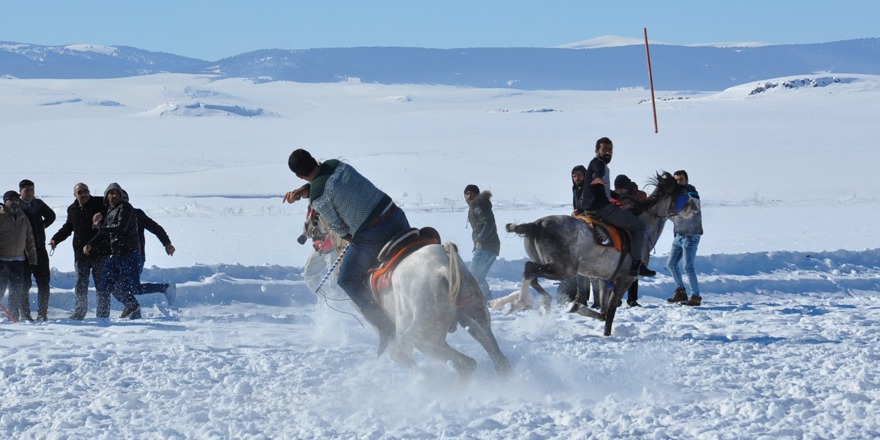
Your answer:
[83,183,142,319]
[1,189,37,321]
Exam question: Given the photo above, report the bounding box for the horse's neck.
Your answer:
[639,211,667,257]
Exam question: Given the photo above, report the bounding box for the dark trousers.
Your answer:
[96,252,141,317]
[2,261,28,321]
[337,207,410,332]
[24,247,51,318]
[593,203,647,262]
[74,255,109,317]
[136,259,165,295]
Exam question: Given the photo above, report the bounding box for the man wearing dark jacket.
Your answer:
[464,184,501,301]
[121,190,176,305]
[558,166,592,305]
[18,179,56,320]
[50,183,111,320]
[84,183,141,319]
[581,137,655,277]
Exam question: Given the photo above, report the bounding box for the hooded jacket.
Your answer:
[51,195,111,261]
[87,183,140,255]
[467,191,501,256]
[0,205,37,262]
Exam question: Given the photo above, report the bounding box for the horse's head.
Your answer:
[638,171,687,219]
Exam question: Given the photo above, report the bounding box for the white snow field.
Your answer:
[2,73,880,439]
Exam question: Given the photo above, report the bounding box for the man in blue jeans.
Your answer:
[666,170,704,306]
[464,184,500,301]
[284,149,409,355]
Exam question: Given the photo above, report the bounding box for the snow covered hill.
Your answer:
[3,38,880,90]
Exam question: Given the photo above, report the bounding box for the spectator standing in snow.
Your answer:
[83,183,142,319]
[284,149,409,355]
[665,170,704,306]
[50,183,111,320]
[612,174,648,307]
[581,137,655,278]
[0,190,38,321]
[300,206,339,297]
[18,179,56,321]
[464,184,500,301]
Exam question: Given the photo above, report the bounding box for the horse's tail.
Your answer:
[506,222,540,237]
[443,242,463,302]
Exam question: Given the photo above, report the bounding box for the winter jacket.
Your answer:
[467,191,501,256]
[581,156,612,212]
[19,197,55,247]
[572,184,585,215]
[305,159,393,240]
[135,208,171,263]
[88,200,140,256]
[0,206,37,263]
[51,196,110,261]
[673,184,703,236]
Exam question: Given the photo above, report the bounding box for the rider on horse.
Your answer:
[581,137,656,277]
[284,149,410,355]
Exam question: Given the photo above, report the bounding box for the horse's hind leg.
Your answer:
[459,303,511,376]
[602,284,627,336]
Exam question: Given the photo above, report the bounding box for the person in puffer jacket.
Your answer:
[84,183,142,319]
[285,149,409,356]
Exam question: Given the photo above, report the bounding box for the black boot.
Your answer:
[629,261,656,277]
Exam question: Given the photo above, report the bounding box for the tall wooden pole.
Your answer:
[644,28,658,133]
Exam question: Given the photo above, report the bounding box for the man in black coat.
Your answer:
[50,183,111,320]
[83,183,142,319]
[18,179,56,321]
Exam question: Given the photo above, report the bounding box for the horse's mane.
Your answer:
[625,171,678,216]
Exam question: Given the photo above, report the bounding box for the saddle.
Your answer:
[573,214,630,254]
[369,227,442,299]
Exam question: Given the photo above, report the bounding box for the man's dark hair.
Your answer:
[19,179,34,190]
[674,170,689,181]
[288,149,319,175]
[595,137,612,151]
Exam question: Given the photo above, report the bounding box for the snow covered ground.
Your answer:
[2,74,880,438]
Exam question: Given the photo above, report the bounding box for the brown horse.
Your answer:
[489,172,697,336]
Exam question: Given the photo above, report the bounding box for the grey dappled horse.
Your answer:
[490,172,697,336]
[322,220,511,384]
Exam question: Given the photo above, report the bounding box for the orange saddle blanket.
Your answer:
[573,215,626,252]
[369,228,441,298]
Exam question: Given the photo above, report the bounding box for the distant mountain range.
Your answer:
[2,38,879,90]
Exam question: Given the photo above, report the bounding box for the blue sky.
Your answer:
[2,0,876,61]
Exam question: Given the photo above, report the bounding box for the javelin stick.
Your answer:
[0,303,17,323]
[644,28,658,133]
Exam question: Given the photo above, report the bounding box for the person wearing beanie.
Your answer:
[464,184,500,301]
[284,149,410,356]
[611,174,648,307]
[18,179,56,321]
[50,183,111,320]
[121,190,177,306]
[580,137,656,278]
[83,183,142,319]
[0,190,38,321]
